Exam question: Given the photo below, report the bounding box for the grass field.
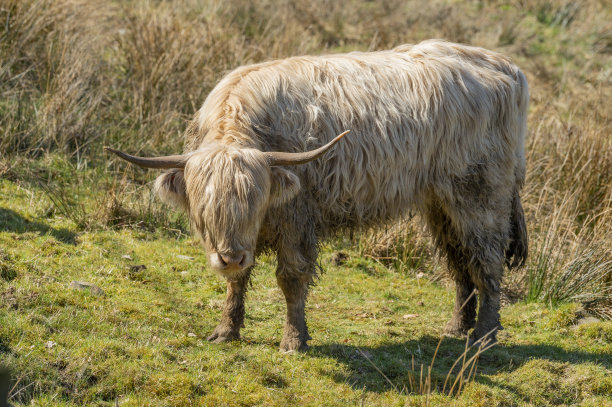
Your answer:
[1,175,610,406]
[1,0,611,405]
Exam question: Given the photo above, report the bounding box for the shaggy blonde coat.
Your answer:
[185,40,527,226]
[154,40,529,350]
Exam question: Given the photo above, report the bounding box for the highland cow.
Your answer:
[107,40,529,352]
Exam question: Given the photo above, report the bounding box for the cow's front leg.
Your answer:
[276,270,313,352]
[269,199,318,352]
[207,269,251,343]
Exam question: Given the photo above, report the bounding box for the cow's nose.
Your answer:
[219,251,246,269]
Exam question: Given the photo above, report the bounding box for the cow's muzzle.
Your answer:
[209,250,253,273]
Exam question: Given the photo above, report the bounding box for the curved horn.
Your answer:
[265,130,350,166]
[104,147,188,169]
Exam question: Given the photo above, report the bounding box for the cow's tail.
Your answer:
[506,189,528,269]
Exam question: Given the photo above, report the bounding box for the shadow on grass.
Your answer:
[309,335,611,394]
[0,207,77,245]
[0,366,10,407]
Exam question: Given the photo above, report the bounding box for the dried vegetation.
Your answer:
[0,0,610,312]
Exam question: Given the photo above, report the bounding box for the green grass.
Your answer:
[1,0,611,404]
[1,175,610,406]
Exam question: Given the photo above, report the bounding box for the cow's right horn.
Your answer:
[105,147,188,169]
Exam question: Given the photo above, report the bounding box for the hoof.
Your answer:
[207,334,238,344]
[443,319,473,338]
[207,327,240,343]
[468,326,502,347]
[279,336,309,353]
[443,326,470,338]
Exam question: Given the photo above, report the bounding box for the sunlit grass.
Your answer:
[1,170,611,406]
[1,0,611,405]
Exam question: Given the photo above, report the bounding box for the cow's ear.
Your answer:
[269,167,301,207]
[154,169,188,211]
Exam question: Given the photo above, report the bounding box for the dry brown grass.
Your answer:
[1,0,610,313]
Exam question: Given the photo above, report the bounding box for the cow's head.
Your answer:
[105,130,348,277]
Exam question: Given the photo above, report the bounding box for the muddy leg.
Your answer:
[276,271,312,352]
[471,269,503,345]
[423,203,477,337]
[425,168,513,345]
[207,269,251,343]
[445,276,477,337]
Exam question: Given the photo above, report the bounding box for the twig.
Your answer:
[356,348,399,393]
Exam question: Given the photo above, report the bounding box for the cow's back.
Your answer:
[192,40,528,229]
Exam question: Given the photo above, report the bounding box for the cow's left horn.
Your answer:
[265,130,350,166]
[105,147,188,169]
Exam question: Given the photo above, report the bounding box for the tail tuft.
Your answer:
[506,190,528,269]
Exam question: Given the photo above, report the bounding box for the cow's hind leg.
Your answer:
[447,225,506,344]
[459,207,509,344]
[424,204,476,336]
[446,274,477,336]
[447,213,509,344]
[207,269,251,343]
[470,260,504,345]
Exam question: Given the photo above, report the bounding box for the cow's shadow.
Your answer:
[308,335,610,396]
[0,207,77,245]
